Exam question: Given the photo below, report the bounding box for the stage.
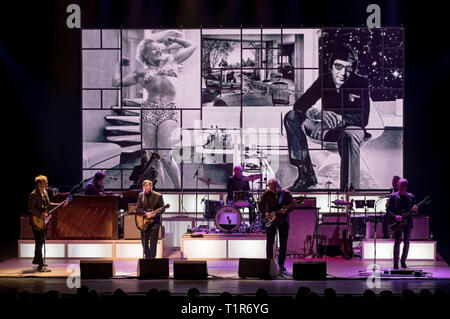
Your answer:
[1,254,449,295]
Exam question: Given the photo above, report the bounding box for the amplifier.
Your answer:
[123,214,163,239]
[411,216,429,239]
[322,213,348,223]
[319,223,347,246]
[295,197,316,208]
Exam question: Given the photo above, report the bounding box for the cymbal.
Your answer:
[198,176,223,185]
[242,174,262,182]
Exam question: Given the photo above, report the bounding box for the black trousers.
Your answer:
[32,227,45,266]
[141,224,160,259]
[382,214,392,239]
[284,110,364,189]
[266,222,289,267]
[393,224,412,263]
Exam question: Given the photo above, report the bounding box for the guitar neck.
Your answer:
[47,201,64,215]
[137,205,168,215]
[401,200,427,218]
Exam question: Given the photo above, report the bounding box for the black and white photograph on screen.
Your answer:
[280,27,403,191]
[82,28,402,191]
[82,29,201,190]
[197,29,320,191]
[201,29,320,107]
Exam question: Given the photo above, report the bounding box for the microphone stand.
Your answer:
[41,181,80,273]
[42,227,48,272]
[69,179,86,195]
[193,168,199,229]
[372,197,385,273]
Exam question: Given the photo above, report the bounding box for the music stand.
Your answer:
[355,199,375,233]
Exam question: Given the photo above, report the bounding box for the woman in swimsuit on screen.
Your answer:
[112,30,196,189]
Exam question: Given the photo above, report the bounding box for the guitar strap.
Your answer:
[278,190,284,208]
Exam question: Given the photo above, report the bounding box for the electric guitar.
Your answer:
[264,206,288,228]
[264,197,304,227]
[135,204,170,231]
[388,196,431,234]
[31,195,73,231]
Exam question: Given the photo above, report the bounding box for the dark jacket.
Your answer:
[386,191,415,227]
[84,182,104,195]
[226,175,250,203]
[28,188,57,218]
[294,72,370,129]
[260,189,294,225]
[136,191,164,225]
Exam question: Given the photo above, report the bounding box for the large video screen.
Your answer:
[82,28,403,191]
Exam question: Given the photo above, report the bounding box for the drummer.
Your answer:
[226,165,256,224]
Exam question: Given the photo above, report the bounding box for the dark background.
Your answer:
[1,0,448,262]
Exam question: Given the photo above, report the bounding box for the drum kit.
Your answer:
[200,173,265,233]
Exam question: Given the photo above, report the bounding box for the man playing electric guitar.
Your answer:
[386,178,418,269]
[136,179,165,259]
[259,178,295,274]
[28,175,68,272]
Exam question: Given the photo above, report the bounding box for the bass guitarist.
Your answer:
[28,175,67,272]
[259,178,295,274]
[136,179,165,259]
[386,178,418,269]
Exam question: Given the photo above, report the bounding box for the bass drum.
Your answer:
[215,205,242,233]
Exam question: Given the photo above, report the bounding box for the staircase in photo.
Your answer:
[104,108,142,156]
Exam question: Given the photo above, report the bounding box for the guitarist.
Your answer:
[386,178,418,269]
[260,178,295,274]
[27,175,67,272]
[382,175,400,238]
[136,179,164,259]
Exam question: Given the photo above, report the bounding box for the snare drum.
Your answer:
[215,205,242,233]
[233,191,249,207]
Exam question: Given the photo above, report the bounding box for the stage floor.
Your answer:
[1,256,449,295]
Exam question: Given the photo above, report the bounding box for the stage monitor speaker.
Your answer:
[80,260,114,279]
[137,258,169,279]
[238,258,278,279]
[287,208,317,257]
[411,216,429,239]
[173,260,207,279]
[292,261,327,280]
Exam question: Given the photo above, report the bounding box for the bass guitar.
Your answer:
[135,204,170,231]
[31,195,73,231]
[388,195,431,234]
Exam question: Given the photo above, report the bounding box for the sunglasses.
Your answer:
[333,63,354,73]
